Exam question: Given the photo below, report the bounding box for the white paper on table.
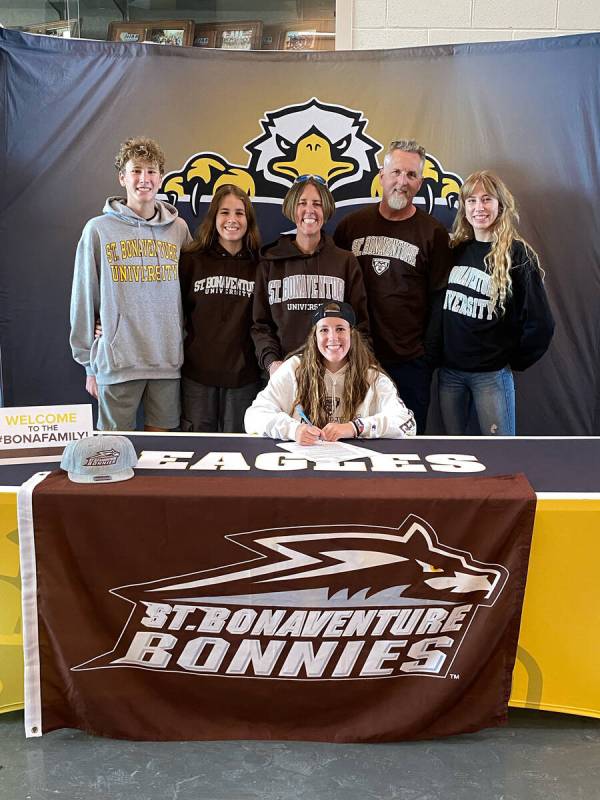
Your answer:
[277,440,381,464]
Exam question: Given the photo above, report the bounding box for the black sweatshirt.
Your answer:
[442,240,555,372]
[179,244,260,388]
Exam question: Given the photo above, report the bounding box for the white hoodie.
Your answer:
[244,356,417,440]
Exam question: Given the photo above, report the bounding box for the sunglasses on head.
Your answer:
[294,174,327,186]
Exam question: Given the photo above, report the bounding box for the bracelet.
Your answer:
[352,418,364,438]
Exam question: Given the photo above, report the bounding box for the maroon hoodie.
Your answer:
[251,233,370,371]
[179,244,260,387]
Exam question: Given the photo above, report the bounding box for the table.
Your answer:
[2,434,600,724]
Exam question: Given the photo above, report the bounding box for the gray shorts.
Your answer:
[97,378,180,431]
[181,376,262,433]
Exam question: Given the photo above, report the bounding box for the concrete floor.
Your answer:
[0,708,599,800]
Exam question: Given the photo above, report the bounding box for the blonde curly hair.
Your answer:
[451,170,542,315]
[114,136,165,174]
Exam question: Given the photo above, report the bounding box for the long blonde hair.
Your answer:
[451,170,541,314]
[292,328,379,427]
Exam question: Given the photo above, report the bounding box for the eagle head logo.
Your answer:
[161,97,461,224]
[245,98,380,198]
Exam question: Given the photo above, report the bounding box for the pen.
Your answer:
[295,405,323,442]
[295,405,313,426]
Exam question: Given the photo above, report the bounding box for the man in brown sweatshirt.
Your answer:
[334,139,452,433]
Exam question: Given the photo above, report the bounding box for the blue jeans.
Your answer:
[438,367,516,435]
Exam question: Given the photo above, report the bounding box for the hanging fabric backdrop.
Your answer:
[1,29,599,434]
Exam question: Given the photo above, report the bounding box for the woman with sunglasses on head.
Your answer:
[438,170,554,436]
[252,175,370,378]
[245,301,416,443]
[178,184,262,432]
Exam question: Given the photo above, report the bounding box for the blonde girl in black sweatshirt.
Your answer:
[439,171,554,435]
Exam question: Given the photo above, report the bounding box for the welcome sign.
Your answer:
[0,404,92,450]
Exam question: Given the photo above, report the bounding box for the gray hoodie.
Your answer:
[70,197,191,385]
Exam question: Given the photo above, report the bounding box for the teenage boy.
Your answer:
[70,136,191,430]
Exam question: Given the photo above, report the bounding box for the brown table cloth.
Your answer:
[19,470,535,741]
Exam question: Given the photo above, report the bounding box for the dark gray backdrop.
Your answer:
[1,29,599,434]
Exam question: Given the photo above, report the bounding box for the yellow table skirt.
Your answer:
[0,492,23,713]
[509,499,600,717]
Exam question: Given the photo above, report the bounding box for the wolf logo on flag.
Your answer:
[74,514,509,681]
[161,97,462,228]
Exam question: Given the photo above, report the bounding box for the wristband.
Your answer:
[352,417,364,438]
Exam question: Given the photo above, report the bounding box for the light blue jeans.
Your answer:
[438,366,516,436]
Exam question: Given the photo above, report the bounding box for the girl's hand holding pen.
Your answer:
[295,423,323,445]
[294,405,323,445]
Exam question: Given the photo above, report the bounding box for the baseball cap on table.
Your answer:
[60,435,138,483]
[311,301,356,328]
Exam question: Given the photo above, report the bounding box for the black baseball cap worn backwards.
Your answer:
[311,301,356,328]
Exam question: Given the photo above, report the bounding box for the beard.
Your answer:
[386,190,409,210]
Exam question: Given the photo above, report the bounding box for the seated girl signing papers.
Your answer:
[244,301,416,444]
